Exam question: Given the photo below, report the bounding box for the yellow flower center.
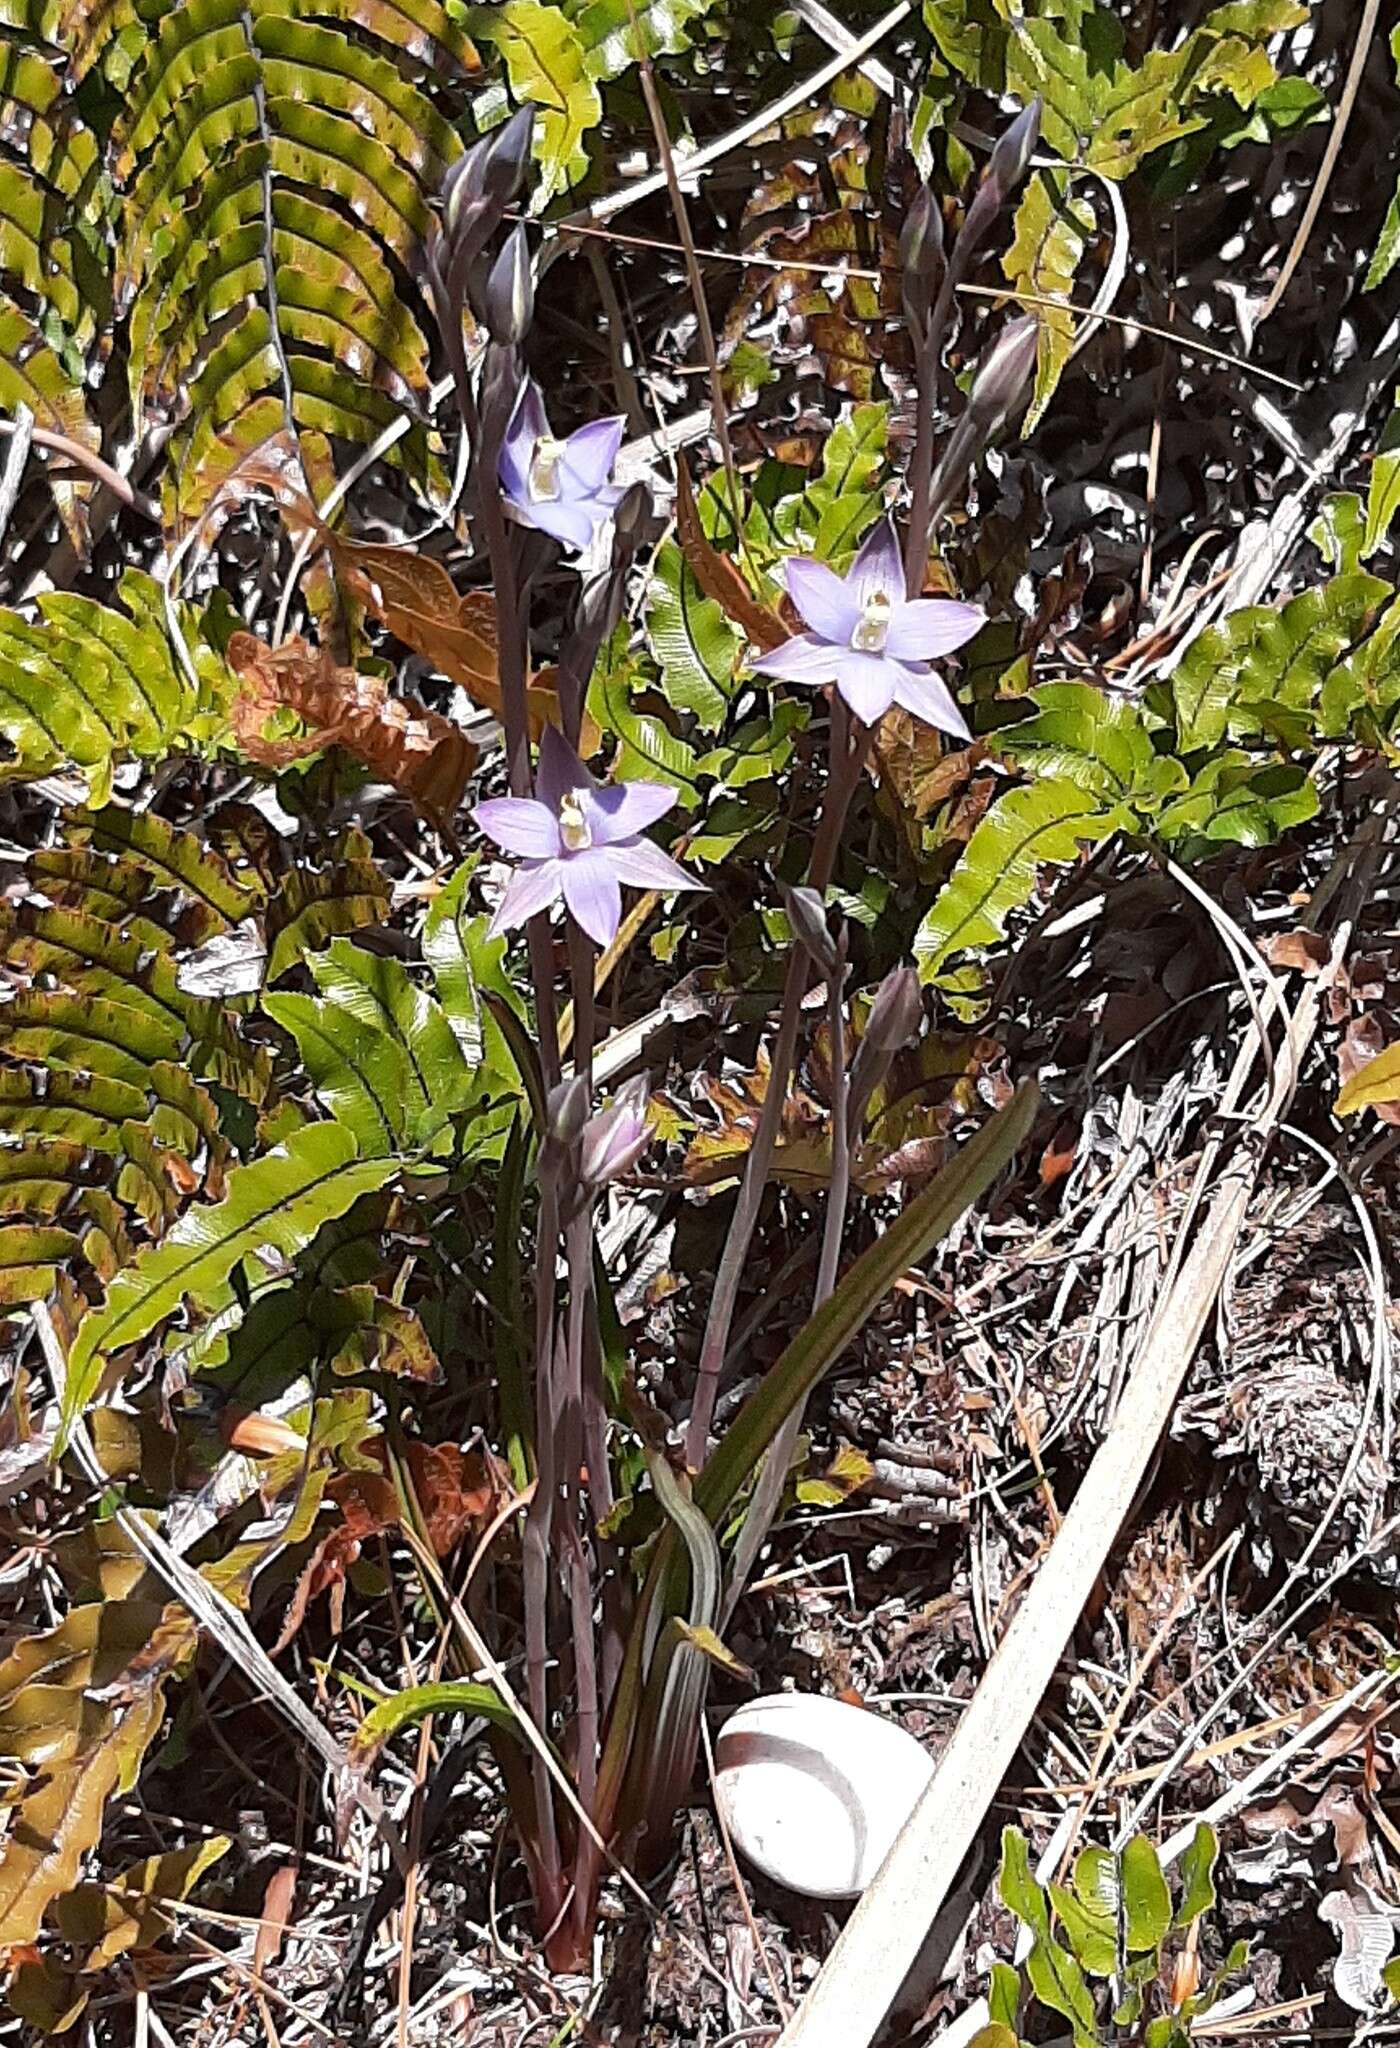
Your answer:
[528,435,565,502]
[559,789,592,851]
[851,591,892,654]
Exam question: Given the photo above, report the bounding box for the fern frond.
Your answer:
[70,0,475,527]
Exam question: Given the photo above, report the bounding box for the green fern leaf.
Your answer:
[565,0,715,81]
[1000,682,1187,810]
[0,571,227,802]
[265,938,477,1155]
[0,1222,81,1304]
[62,1121,398,1437]
[81,0,472,526]
[1168,572,1390,750]
[486,1,601,203]
[646,539,742,734]
[914,778,1116,999]
[265,829,392,982]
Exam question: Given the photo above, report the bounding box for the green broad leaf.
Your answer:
[1120,1835,1172,1954]
[265,938,476,1153]
[61,1123,397,1439]
[1382,1956,1400,2002]
[1073,1843,1118,1917]
[348,1679,522,1765]
[999,1826,1051,1937]
[1168,572,1390,750]
[1364,404,1400,558]
[646,539,743,734]
[1175,1822,1218,1927]
[988,1962,1022,2030]
[1155,752,1318,850]
[564,0,715,80]
[590,642,703,806]
[1144,2020,1188,2048]
[696,1083,1038,1530]
[966,2029,1019,2048]
[1004,171,1094,426]
[914,778,1117,991]
[489,1,601,202]
[422,859,527,1089]
[1366,30,1400,288]
[1025,1933,1098,2041]
[1000,682,1186,810]
[1050,1880,1117,1975]
[776,402,888,560]
[1311,493,1365,575]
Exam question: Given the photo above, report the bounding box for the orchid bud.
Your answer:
[483,224,533,346]
[967,314,1040,430]
[480,105,535,210]
[864,965,922,1055]
[579,1075,652,1190]
[987,99,1041,201]
[848,965,922,1123]
[779,882,841,978]
[546,1074,590,1150]
[899,182,945,344]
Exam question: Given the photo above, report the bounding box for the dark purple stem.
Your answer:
[684,701,870,1469]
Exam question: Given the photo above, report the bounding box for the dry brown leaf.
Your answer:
[404,1440,510,1558]
[227,632,476,818]
[1262,928,1330,975]
[674,460,788,654]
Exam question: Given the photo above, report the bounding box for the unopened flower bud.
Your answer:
[546,1074,590,1149]
[480,105,535,210]
[779,883,841,978]
[849,965,922,1119]
[987,98,1041,200]
[864,965,922,1056]
[483,224,533,346]
[899,183,945,341]
[967,315,1040,430]
[579,1075,652,1189]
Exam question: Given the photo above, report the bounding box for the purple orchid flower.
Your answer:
[499,378,625,553]
[752,516,984,735]
[579,1075,652,1190]
[473,725,700,948]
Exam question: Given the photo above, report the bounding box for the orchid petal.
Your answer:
[601,838,702,894]
[519,495,602,553]
[830,650,898,725]
[472,796,562,859]
[750,632,842,687]
[500,380,549,501]
[560,849,622,947]
[561,417,625,493]
[890,663,972,740]
[584,778,678,846]
[885,597,986,662]
[846,516,904,609]
[488,858,563,937]
[785,557,860,642]
[536,723,595,813]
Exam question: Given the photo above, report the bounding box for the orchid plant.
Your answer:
[417,102,1042,1968]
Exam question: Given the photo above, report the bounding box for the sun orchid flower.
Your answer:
[499,379,625,553]
[752,516,983,735]
[473,725,700,948]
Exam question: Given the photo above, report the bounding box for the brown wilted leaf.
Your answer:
[335,546,597,750]
[873,710,986,823]
[675,461,788,653]
[404,1440,511,1558]
[227,632,476,818]
[1263,927,1330,975]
